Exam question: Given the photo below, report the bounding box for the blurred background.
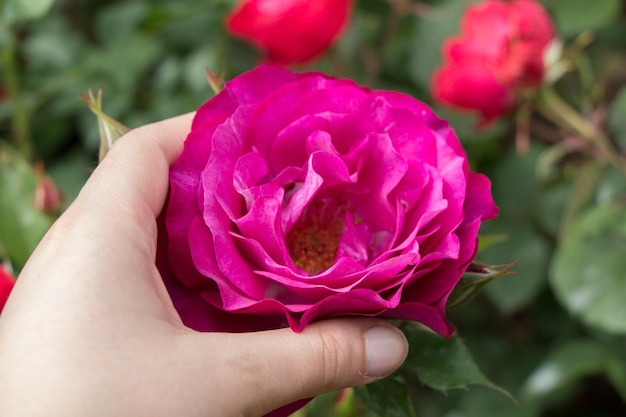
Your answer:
[1,0,626,416]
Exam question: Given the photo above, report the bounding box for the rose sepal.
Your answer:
[447,261,516,310]
[81,89,130,162]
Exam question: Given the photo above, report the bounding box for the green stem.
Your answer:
[536,88,626,176]
[380,0,405,59]
[366,0,406,84]
[1,33,33,160]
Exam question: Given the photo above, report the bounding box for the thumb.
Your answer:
[188,318,409,416]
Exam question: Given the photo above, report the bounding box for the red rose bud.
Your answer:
[0,264,15,313]
[334,388,357,417]
[431,0,555,127]
[33,162,63,214]
[225,0,353,65]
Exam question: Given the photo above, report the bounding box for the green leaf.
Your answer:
[550,204,626,334]
[409,0,470,91]
[355,376,415,417]
[477,233,508,252]
[94,1,149,44]
[401,327,511,399]
[490,146,543,219]
[0,144,55,269]
[47,149,93,210]
[545,0,620,38]
[23,17,86,71]
[2,0,55,24]
[482,224,549,313]
[460,386,540,417]
[605,349,626,403]
[299,391,360,417]
[522,340,614,400]
[595,165,626,205]
[557,163,602,239]
[480,146,550,313]
[607,86,626,151]
[433,105,509,142]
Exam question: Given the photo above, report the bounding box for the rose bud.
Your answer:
[0,264,15,313]
[431,0,555,127]
[33,162,63,214]
[225,0,353,65]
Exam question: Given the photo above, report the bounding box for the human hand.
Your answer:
[0,114,408,417]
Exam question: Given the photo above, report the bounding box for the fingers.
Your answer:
[15,113,195,314]
[46,113,194,263]
[183,318,409,416]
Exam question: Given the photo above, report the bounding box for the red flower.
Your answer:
[0,265,15,313]
[225,0,353,65]
[431,0,555,127]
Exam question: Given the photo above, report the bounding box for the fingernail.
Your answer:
[364,325,408,378]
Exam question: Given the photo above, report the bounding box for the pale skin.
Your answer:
[0,113,409,417]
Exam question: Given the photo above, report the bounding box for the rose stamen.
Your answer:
[287,199,346,275]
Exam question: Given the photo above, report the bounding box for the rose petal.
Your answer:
[162,65,498,343]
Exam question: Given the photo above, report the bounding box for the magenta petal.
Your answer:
[188,217,261,308]
[233,152,270,192]
[235,194,289,263]
[384,300,453,337]
[269,115,334,171]
[161,65,498,342]
[291,83,370,121]
[336,211,371,266]
[265,399,312,417]
[464,171,499,222]
[281,150,353,232]
[223,65,299,109]
[244,74,338,156]
[253,255,366,292]
[351,132,407,231]
[297,289,395,330]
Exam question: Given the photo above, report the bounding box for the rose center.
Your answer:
[286,199,346,275]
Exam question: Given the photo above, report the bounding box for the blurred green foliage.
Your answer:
[1,0,626,416]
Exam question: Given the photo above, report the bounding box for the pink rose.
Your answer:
[0,265,15,313]
[225,0,353,65]
[431,0,555,127]
[158,65,497,338]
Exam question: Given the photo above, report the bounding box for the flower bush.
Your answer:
[159,64,497,336]
[431,0,555,126]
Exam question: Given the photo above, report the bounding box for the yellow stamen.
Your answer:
[286,199,346,275]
